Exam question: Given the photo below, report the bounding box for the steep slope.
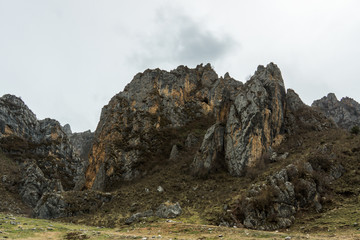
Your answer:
[192,63,287,177]
[312,93,360,130]
[0,94,85,211]
[2,63,358,233]
[85,63,335,191]
[85,64,242,190]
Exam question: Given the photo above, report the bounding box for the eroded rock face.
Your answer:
[19,162,63,208]
[191,123,225,176]
[33,190,112,219]
[224,63,287,175]
[312,93,360,130]
[236,159,343,230]
[85,62,336,191]
[85,64,242,190]
[192,63,287,176]
[0,94,85,209]
[68,130,94,190]
[155,202,182,218]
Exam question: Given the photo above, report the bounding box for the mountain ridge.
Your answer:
[0,63,359,232]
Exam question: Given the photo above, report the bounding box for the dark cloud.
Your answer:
[129,8,237,68]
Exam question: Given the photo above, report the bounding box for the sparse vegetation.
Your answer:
[350,125,360,135]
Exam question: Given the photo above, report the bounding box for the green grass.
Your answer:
[0,213,115,239]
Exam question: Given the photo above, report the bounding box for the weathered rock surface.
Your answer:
[33,190,112,219]
[192,64,338,178]
[192,63,287,176]
[19,161,63,208]
[191,123,225,176]
[125,210,154,224]
[0,94,86,211]
[68,129,94,190]
[234,158,343,230]
[286,89,306,112]
[68,129,94,163]
[169,145,179,161]
[125,202,182,224]
[85,64,242,190]
[224,64,287,176]
[312,93,360,130]
[85,63,339,191]
[155,202,182,218]
[33,192,67,219]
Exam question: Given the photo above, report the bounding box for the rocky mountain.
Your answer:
[84,63,334,191]
[1,63,360,231]
[312,93,360,130]
[84,63,242,190]
[0,95,86,211]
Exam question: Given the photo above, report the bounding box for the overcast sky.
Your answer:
[1,0,359,132]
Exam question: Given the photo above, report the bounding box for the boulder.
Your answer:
[125,210,154,224]
[185,133,199,148]
[169,145,179,161]
[155,202,182,218]
[33,192,67,219]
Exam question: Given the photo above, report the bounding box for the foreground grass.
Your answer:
[1,213,360,240]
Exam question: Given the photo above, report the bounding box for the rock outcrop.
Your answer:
[33,190,112,219]
[155,201,182,218]
[192,63,287,176]
[85,63,339,191]
[0,94,85,210]
[224,64,287,176]
[312,93,360,130]
[233,153,344,230]
[85,64,242,190]
[124,202,182,225]
[192,64,337,177]
[67,129,94,190]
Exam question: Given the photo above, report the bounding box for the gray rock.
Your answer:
[312,93,360,130]
[236,157,343,230]
[32,190,112,219]
[169,145,179,161]
[286,89,305,112]
[193,63,287,177]
[62,124,72,136]
[155,202,182,218]
[33,192,67,219]
[19,162,64,208]
[225,63,287,176]
[185,133,199,148]
[157,186,164,193]
[0,94,87,210]
[191,123,225,176]
[125,210,154,224]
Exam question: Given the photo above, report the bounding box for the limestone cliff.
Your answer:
[85,64,242,190]
[192,64,336,177]
[312,93,360,130]
[0,94,85,208]
[85,63,337,190]
[192,63,286,176]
